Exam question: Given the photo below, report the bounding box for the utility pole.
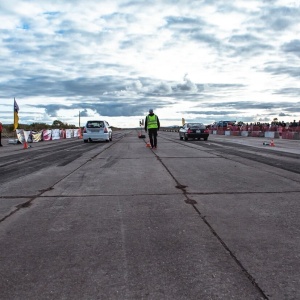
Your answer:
[79,111,81,128]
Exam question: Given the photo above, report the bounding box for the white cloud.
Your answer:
[0,0,299,128]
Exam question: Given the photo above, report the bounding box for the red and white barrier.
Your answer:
[282,132,300,140]
[209,125,300,140]
[231,131,241,136]
[241,131,250,137]
[265,131,279,138]
[251,131,264,137]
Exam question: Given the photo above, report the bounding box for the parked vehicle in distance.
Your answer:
[83,120,112,143]
[179,123,209,141]
[211,120,236,128]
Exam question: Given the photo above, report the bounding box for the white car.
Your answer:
[83,120,112,143]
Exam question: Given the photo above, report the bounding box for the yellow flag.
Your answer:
[14,98,19,130]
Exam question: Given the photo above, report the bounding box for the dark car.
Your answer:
[179,123,209,141]
[211,120,236,128]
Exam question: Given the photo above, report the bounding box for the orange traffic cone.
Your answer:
[270,139,275,147]
[23,141,28,149]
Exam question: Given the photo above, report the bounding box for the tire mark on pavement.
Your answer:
[0,135,126,224]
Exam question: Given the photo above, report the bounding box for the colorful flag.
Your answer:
[14,98,19,130]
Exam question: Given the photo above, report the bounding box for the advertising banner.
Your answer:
[73,129,79,138]
[65,129,73,138]
[43,129,52,141]
[24,130,31,143]
[51,129,60,140]
[60,130,66,139]
[16,129,25,143]
[31,131,43,142]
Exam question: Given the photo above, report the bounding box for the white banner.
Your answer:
[65,129,73,138]
[16,129,25,143]
[51,129,60,140]
[73,129,79,137]
[24,130,31,142]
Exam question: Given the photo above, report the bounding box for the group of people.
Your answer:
[209,120,300,131]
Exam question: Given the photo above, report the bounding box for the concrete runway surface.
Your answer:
[0,131,299,299]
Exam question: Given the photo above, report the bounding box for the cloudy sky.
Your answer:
[0,0,300,128]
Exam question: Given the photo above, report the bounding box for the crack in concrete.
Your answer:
[156,135,269,299]
[0,133,285,298]
[192,204,269,299]
[0,135,126,223]
[1,189,299,199]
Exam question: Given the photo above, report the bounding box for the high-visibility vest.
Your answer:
[147,115,158,129]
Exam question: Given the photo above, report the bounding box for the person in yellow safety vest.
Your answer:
[0,122,3,146]
[144,109,160,149]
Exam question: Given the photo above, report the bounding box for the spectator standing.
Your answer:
[144,109,160,149]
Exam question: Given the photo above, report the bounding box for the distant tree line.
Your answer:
[3,120,77,133]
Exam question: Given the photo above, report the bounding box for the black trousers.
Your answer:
[148,128,158,147]
[0,132,2,146]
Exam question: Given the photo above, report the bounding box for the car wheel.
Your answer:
[110,135,112,141]
[204,137,208,141]
[184,135,188,141]
[83,139,88,143]
[179,135,183,140]
[197,138,200,140]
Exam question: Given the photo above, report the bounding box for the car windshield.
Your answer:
[87,121,104,128]
[188,123,203,128]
